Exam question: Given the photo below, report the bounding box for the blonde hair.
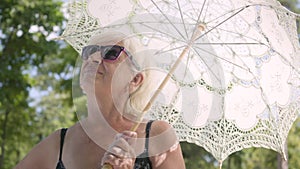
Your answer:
[86,31,160,117]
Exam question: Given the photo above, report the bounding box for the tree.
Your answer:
[181,142,219,168]
[30,43,78,138]
[0,1,69,168]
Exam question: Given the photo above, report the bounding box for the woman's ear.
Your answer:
[129,73,144,93]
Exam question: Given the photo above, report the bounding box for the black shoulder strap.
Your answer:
[144,120,154,151]
[58,128,68,161]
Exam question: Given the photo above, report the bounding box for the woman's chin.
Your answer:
[80,80,95,94]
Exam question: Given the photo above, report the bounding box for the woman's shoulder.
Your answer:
[149,120,173,136]
[147,120,185,168]
[147,120,178,151]
[14,129,65,169]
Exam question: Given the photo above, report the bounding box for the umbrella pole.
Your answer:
[102,45,194,169]
[102,25,205,169]
[131,24,205,131]
[130,41,193,131]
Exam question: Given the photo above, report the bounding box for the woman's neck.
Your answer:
[85,97,136,132]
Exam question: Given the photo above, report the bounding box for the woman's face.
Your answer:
[80,43,135,112]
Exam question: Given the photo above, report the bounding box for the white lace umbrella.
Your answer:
[61,0,300,167]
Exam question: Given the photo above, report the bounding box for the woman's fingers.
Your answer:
[110,139,135,157]
[114,131,137,143]
[108,144,133,158]
[101,131,137,168]
[101,153,135,169]
[102,153,124,166]
[109,131,137,157]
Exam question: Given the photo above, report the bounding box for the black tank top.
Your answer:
[56,121,154,169]
[55,128,67,169]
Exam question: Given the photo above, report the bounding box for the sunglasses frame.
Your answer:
[81,45,140,70]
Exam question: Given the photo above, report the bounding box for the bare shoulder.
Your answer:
[148,120,178,152]
[148,120,186,169]
[150,120,173,135]
[14,129,62,169]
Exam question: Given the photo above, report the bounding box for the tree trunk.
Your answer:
[277,141,288,169]
[0,110,10,169]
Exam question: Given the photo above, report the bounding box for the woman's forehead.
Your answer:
[88,33,126,46]
[89,39,123,46]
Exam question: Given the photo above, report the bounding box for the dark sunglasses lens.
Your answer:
[82,45,99,60]
[103,46,122,60]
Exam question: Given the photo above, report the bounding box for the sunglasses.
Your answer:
[81,45,140,70]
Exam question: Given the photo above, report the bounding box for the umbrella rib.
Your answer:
[191,0,207,39]
[192,45,249,71]
[191,48,225,87]
[204,25,268,45]
[195,5,250,42]
[153,45,187,55]
[272,49,300,77]
[194,42,263,45]
[175,53,241,93]
[201,25,274,79]
[204,5,251,25]
[202,0,210,22]
[195,31,259,75]
[213,37,273,111]
[61,19,186,42]
[231,60,272,112]
[176,0,189,38]
[181,50,193,83]
[199,0,208,21]
[178,2,236,26]
[134,19,203,44]
[205,3,299,24]
[137,22,187,43]
[150,0,187,41]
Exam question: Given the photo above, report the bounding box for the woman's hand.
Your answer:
[101,131,137,169]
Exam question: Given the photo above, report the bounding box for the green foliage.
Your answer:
[0,0,299,169]
[287,118,300,168]
[278,0,300,13]
[181,142,219,168]
[0,0,76,168]
[225,148,278,169]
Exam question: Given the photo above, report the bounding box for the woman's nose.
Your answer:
[89,53,103,64]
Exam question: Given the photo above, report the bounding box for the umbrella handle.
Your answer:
[101,164,113,169]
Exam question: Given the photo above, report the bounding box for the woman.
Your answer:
[14,31,186,169]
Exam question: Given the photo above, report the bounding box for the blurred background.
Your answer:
[0,0,299,168]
